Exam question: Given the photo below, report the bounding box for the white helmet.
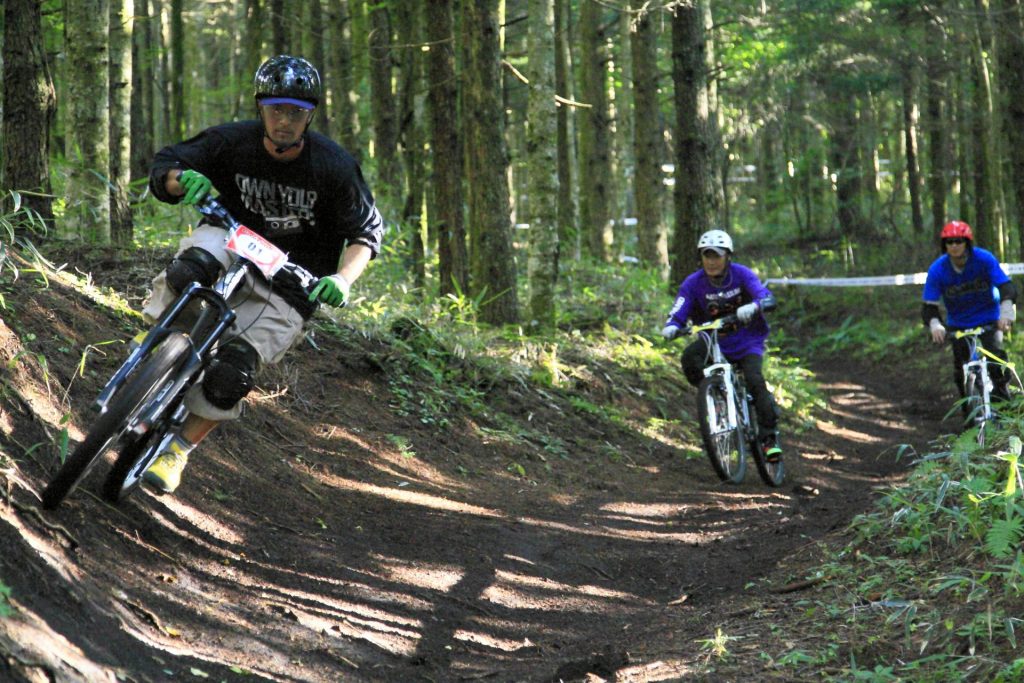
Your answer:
[697,229,733,254]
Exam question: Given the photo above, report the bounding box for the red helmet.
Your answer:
[940,220,973,242]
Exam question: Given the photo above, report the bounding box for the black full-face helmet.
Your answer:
[253,55,322,108]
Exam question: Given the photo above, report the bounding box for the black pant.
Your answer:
[950,327,1010,403]
[681,339,778,432]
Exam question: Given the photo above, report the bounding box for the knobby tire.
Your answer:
[101,333,192,503]
[697,375,747,484]
[750,423,785,487]
[964,368,988,446]
[41,334,191,509]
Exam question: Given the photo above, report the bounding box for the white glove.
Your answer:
[929,318,946,344]
[999,300,1016,331]
[736,302,759,323]
[661,324,681,341]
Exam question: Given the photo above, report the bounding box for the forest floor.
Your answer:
[0,246,953,682]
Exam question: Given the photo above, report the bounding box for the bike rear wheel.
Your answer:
[750,428,785,487]
[41,333,191,509]
[697,375,747,484]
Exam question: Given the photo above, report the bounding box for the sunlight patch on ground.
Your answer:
[453,628,535,652]
[171,565,426,658]
[317,472,504,518]
[370,553,465,592]
[317,424,473,494]
[815,418,884,444]
[615,658,697,681]
[482,569,652,612]
[0,512,86,585]
[600,501,691,517]
[149,494,246,546]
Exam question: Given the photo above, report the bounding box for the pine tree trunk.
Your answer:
[425,0,468,297]
[2,0,57,225]
[65,0,112,241]
[109,0,134,244]
[630,0,668,276]
[670,0,715,289]
[902,61,925,234]
[554,0,579,262]
[464,0,518,324]
[169,0,184,139]
[526,0,559,330]
[925,14,948,235]
[369,3,401,198]
[994,0,1024,258]
[130,0,155,180]
[395,0,425,291]
[331,0,361,157]
[577,0,613,262]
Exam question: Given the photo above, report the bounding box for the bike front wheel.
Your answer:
[697,375,747,484]
[41,333,191,509]
[963,368,988,446]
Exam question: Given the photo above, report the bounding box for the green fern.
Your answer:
[985,516,1024,559]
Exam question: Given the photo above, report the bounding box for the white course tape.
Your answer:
[766,263,1024,287]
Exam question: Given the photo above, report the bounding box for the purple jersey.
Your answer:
[665,262,772,359]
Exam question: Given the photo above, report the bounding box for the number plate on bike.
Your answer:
[225,225,288,279]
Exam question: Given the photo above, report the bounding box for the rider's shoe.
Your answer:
[143,436,193,493]
[128,331,146,351]
[761,432,782,463]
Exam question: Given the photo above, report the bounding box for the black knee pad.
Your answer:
[166,246,222,294]
[201,339,260,410]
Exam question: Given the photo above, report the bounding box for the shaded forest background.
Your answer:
[4,0,1024,324]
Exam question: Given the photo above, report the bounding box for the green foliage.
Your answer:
[0,580,13,618]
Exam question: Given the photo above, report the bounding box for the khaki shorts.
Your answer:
[142,224,307,421]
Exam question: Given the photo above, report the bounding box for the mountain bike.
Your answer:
[954,326,998,446]
[40,196,320,509]
[684,316,784,487]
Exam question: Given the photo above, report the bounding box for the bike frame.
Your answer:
[954,326,994,426]
[691,318,754,446]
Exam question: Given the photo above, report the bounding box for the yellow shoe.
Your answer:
[129,331,147,351]
[143,437,192,493]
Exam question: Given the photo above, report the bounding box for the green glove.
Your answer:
[177,169,212,205]
[309,274,350,308]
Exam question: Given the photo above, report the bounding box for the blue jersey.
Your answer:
[922,247,1009,328]
[665,262,772,359]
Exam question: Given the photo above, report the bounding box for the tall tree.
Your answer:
[169,0,184,139]
[994,0,1024,258]
[578,0,613,261]
[65,0,112,240]
[130,0,155,180]
[109,0,134,243]
[271,0,286,53]
[554,0,579,261]
[237,0,264,120]
[968,0,1001,254]
[329,0,361,156]
[630,0,668,277]
[901,58,925,234]
[526,0,559,329]
[395,0,425,290]
[464,0,518,324]
[2,0,57,224]
[924,10,948,234]
[424,0,469,296]
[670,0,716,288]
[368,2,401,197]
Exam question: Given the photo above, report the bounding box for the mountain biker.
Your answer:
[660,229,782,462]
[140,55,385,494]
[922,220,1016,413]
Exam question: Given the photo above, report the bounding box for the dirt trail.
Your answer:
[0,270,949,682]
